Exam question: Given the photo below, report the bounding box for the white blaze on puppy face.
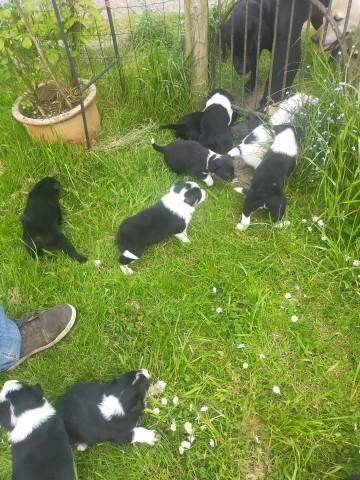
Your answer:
[0,380,22,403]
[98,394,125,421]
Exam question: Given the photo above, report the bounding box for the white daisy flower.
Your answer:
[353,260,360,267]
[93,259,102,266]
[212,287,217,293]
[200,424,207,430]
[272,386,281,394]
[321,235,327,241]
[285,293,291,299]
[242,362,249,369]
[153,408,160,415]
[237,343,245,349]
[312,216,319,222]
[170,422,176,431]
[317,219,324,226]
[307,226,312,232]
[259,353,266,359]
[188,434,196,443]
[184,422,193,434]
[345,256,351,262]
[291,315,298,323]
[302,219,307,223]
[172,396,179,405]
[216,307,223,313]
[200,406,209,412]
[209,438,215,447]
[179,446,185,455]
[161,398,168,405]
[181,441,191,449]
[189,403,193,411]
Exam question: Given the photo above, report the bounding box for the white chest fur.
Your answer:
[9,401,55,444]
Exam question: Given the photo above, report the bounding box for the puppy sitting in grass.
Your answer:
[20,177,87,263]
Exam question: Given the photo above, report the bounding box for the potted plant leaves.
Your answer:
[0,0,103,145]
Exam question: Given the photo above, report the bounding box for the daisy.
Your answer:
[200,425,207,430]
[312,216,319,222]
[353,260,360,267]
[272,386,281,394]
[237,343,245,349]
[242,362,249,369]
[188,434,196,443]
[153,408,160,415]
[212,287,217,293]
[161,398,168,405]
[200,406,209,412]
[291,315,298,323]
[209,439,215,447]
[93,259,101,266]
[216,307,223,314]
[179,446,185,455]
[259,353,266,359]
[172,396,179,405]
[184,422,193,434]
[284,293,291,299]
[170,422,176,431]
[181,440,191,449]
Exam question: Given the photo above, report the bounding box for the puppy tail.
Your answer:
[159,123,181,132]
[151,138,164,153]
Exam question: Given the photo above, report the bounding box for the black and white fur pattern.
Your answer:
[116,181,206,274]
[198,89,234,153]
[0,380,74,480]
[228,94,310,169]
[151,138,235,186]
[234,124,303,230]
[55,369,156,450]
[20,177,87,263]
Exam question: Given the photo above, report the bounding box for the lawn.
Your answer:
[0,18,359,480]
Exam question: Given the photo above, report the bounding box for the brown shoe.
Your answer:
[8,304,76,370]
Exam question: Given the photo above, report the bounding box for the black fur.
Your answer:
[0,381,74,480]
[219,0,329,106]
[151,138,235,184]
[198,89,234,153]
[238,125,303,224]
[55,370,152,447]
[160,111,203,141]
[20,177,87,263]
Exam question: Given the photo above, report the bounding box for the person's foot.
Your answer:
[8,304,76,370]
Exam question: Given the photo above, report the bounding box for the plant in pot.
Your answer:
[0,0,104,145]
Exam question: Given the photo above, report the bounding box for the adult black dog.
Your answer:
[219,0,329,107]
[20,177,87,263]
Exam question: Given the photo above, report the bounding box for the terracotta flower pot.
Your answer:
[12,81,100,146]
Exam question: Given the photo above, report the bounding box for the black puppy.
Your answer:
[234,124,303,230]
[220,0,329,106]
[116,181,206,275]
[55,370,156,450]
[151,138,235,186]
[20,177,87,263]
[0,380,74,480]
[160,111,203,141]
[198,89,234,153]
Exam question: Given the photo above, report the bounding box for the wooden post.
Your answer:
[184,0,208,94]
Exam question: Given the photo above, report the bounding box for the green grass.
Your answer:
[0,28,359,480]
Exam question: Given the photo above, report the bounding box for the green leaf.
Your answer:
[21,36,32,49]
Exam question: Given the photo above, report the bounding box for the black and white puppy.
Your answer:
[151,138,235,186]
[20,177,87,263]
[55,369,156,450]
[160,111,203,141]
[199,89,234,153]
[116,181,206,274]
[0,380,74,480]
[228,94,310,169]
[234,124,303,230]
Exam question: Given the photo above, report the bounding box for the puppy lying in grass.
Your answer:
[20,177,87,263]
[151,138,235,186]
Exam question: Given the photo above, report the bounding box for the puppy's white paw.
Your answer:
[175,232,190,243]
[148,380,166,397]
[236,222,249,231]
[228,147,241,158]
[203,174,214,187]
[275,220,291,229]
[234,187,244,194]
[120,265,134,275]
[132,427,157,445]
[76,443,88,452]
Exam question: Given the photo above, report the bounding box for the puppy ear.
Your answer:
[128,397,145,414]
[0,402,11,430]
[183,188,202,206]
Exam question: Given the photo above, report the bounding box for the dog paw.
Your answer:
[236,222,249,231]
[203,175,214,187]
[227,147,241,158]
[148,380,166,396]
[76,443,88,452]
[120,265,134,275]
[132,427,158,445]
[175,232,190,243]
